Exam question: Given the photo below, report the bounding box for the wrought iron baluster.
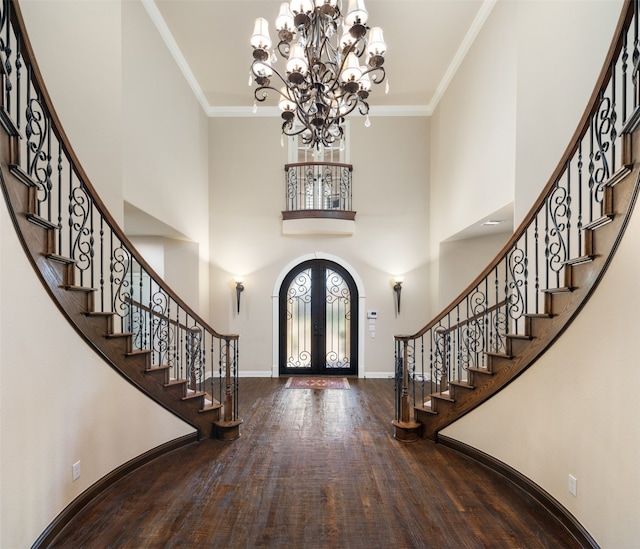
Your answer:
[57,142,62,255]
[14,35,19,129]
[634,1,639,112]
[534,214,540,314]
[2,0,12,118]
[622,31,628,125]
[577,141,584,256]
[99,216,104,312]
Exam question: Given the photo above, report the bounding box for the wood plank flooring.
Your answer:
[49,378,581,548]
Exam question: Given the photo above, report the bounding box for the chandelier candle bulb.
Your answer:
[367,27,386,56]
[276,3,295,35]
[250,0,387,149]
[251,18,272,51]
[345,0,369,27]
[292,0,314,14]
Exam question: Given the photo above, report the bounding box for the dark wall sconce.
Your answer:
[235,277,244,314]
[393,276,403,315]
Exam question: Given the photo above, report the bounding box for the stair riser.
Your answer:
[506,337,531,357]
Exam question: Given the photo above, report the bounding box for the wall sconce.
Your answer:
[234,276,244,314]
[393,276,404,315]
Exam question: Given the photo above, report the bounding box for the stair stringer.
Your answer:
[417,142,640,440]
[0,130,222,440]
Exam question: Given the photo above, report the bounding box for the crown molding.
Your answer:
[144,0,496,120]
[208,105,431,118]
[427,0,497,114]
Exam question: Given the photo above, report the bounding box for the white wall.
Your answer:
[208,116,430,376]
[438,231,512,310]
[122,0,210,317]
[514,0,625,224]
[19,0,124,223]
[429,0,518,306]
[0,199,193,549]
[441,194,640,548]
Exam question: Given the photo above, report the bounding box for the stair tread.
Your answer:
[200,402,223,413]
[506,333,532,340]
[126,349,152,357]
[145,364,170,373]
[449,380,475,390]
[105,332,133,339]
[183,390,206,401]
[542,286,574,294]
[486,351,513,359]
[431,391,455,402]
[583,213,614,230]
[565,255,594,266]
[85,311,114,317]
[45,253,74,264]
[63,285,96,293]
[165,378,188,387]
[467,367,494,375]
[27,213,56,229]
[415,402,438,415]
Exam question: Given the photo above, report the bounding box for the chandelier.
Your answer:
[250,0,387,149]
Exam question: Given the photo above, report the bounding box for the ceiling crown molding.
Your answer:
[143,0,496,119]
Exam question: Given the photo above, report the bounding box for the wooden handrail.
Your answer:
[284,161,353,170]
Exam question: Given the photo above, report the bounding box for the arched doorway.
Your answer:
[279,259,358,376]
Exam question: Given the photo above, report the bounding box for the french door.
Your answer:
[279,260,358,376]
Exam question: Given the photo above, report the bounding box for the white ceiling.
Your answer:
[149,0,495,116]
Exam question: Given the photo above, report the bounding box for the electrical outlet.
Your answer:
[568,474,577,496]
[72,461,81,482]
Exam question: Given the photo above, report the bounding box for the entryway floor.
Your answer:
[50,377,581,548]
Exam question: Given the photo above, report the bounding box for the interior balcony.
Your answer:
[282,161,356,236]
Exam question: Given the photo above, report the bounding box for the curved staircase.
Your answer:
[394,0,640,443]
[0,0,241,441]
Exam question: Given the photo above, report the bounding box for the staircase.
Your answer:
[0,1,241,441]
[394,0,640,442]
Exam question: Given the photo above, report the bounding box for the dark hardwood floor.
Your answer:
[49,378,581,548]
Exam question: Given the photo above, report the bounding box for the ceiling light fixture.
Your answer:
[250,0,388,149]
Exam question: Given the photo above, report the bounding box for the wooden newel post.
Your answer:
[213,337,243,441]
[438,328,448,394]
[224,337,233,422]
[392,337,421,442]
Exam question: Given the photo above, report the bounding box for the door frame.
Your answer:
[272,253,366,378]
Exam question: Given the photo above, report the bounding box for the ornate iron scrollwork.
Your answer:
[25,97,52,208]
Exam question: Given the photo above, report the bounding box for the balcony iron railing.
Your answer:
[283,161,355,220]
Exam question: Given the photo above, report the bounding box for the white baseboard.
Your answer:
[360,372,395,379]
[238,370,274,378]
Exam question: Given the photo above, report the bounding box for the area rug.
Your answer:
[285,377,350,390]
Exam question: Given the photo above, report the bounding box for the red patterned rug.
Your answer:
[285,377,350,390]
